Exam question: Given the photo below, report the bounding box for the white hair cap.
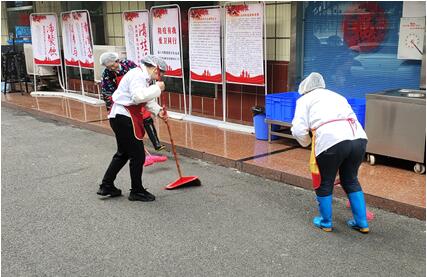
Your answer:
[100,52,119,66]
[141,55,167,71]
[298,72,326,95]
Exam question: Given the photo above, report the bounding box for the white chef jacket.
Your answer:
[291,88,367,156]
[108,66,162,119]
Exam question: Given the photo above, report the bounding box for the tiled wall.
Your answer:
[33,2,64,41]
[34,1,63,14]
[104,1,146,46]
[266,1,291,62]
[1,2,8,45]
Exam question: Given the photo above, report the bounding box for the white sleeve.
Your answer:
[129,75,161,104]
[291,100,312,147]
[145,99,162,116]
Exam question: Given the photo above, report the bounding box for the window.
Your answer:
[302,1,421,98]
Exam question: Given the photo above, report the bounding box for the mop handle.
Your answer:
[157,65,183,178]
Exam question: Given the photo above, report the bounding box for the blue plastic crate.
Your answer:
[266,92,300,123]
[347,98,366,128]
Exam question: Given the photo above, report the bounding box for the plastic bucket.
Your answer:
[254,114,268,140]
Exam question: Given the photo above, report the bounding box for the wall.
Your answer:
[34,1,63,14]
[104,1,146,46]
[1,2,9,45]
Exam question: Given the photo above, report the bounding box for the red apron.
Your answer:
[113,73,150,140]
[124,104,146,140]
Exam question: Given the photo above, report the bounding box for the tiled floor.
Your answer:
[2,92,425,219]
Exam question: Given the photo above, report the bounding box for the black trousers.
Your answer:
[315,139,367,197]
[101,114,146,192]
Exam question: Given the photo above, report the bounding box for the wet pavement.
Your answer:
[2,92,426,220]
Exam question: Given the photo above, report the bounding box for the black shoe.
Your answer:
[97,185,122,197]
[128,189,156,202]
[155,144,166,151]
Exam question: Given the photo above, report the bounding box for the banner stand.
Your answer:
[188,6,223,117]
[30,11,104,106]
[223,2,267,118]
[150,4,187,114]
[122,9,151,65]
[164,4,253,133]
[29,13,67,95]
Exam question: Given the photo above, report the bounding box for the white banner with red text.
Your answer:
[72,11,94,68]
[61,12,80,67]
[123,10,150,65]
[225,3,264,85]
[30,14,61,66]
[189,7,222,84]
[151,7,183,77]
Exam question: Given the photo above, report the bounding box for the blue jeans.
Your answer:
[315,139,367,197]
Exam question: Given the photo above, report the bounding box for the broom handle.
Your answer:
[157,65,183,178]
[164,118,183,178]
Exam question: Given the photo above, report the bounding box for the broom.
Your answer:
[157,66,201,190]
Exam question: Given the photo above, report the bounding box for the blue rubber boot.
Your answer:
[347,191,369,233]
[313,195,333,232]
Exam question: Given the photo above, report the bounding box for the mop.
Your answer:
[157,67,201,190]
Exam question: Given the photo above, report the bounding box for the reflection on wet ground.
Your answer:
[2,93,425,219]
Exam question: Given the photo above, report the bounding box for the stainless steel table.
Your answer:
[265,119,295,142]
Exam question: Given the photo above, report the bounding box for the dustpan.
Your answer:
[157,66,201,190]
[163,117,201,190]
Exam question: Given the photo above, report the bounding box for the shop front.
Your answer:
[288,1,426,172]
[2,1,294,131]
[294,1,424,98]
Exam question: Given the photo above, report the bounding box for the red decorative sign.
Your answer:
[342,2,388,52]
[226,4,249,16]
[153,8,168,19]
[190,9,208,19]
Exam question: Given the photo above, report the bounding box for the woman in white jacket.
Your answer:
[97,55,168,202]
[291,72,369,233]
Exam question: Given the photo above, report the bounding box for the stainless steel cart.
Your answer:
[365,89,426,174]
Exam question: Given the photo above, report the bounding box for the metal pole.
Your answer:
[188,8,192,115]
[222,4,226,122]
[263,1,267,96]
[33,63,37,93]
[70,10,86,96]
[177,5,187,115]
[60,12,70,92]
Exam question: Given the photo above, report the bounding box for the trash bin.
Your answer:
[252,106,268,140]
